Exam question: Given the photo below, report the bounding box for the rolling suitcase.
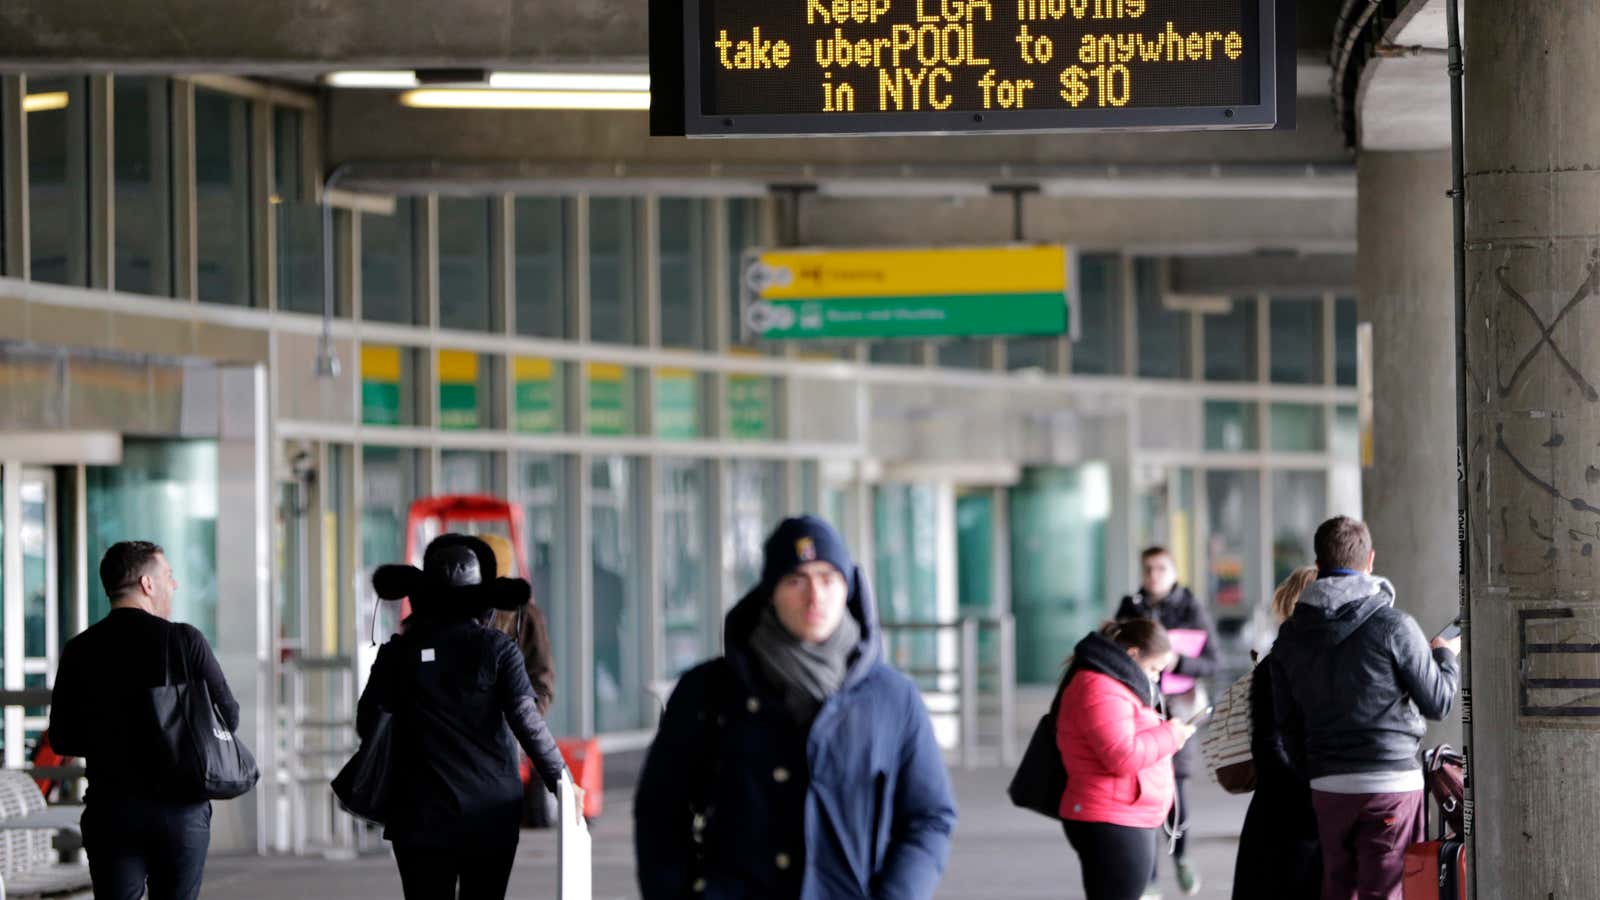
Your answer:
[1402,838,1466,900]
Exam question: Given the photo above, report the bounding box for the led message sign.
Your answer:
[651,0,1291,136]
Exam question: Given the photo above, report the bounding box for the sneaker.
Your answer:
[1176,859,1202,896]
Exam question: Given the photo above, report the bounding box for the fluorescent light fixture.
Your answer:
[399,88,650,111]
[488,72,650,92]
[325,71,420,88]
[22,92,69,113]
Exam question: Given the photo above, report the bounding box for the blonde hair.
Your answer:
[478,533,522,637]
[1272,566,1319,624]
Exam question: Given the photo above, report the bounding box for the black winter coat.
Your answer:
[1116,586,1219,779]
[1231,657,1320,900]
[1270,573,1459,779]
[356,616,565,848]
[634,569,957,900]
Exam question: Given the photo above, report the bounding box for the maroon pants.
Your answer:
[1310,789,1426,900]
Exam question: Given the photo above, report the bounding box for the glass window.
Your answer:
[1270,296,1324,385]
[591,456,643,731]
[1271,471,1327,586]
[439,449,500,495]
[362,198,420,324]
[86,440,219,638]
[870,343,921,366]
[513,357,566,434]
[437,351,500,431]
[1073,254,1124,375]
[273,107,324,315]
[1332,404,1359,460]
[1008,464,1111,683]
[113,77,173,297]
[661,459,712,675]
[727,198,764,348]
[587,364,637,436]
[1270,403,1327,453]
[660,198,709,350]
[1203,299,1258,382]
[589,197,639,345]
[195,88,254,305]
[360,345,422,427]
[1134,466,1198,588]
[1204,470,1263,638]
[727,460,782,598]
[358,446,422,680]
[938,340,989,370]
[1135,258,1190,379]
[1205,400,1259,452]
[655,369,704,439]
[27,77,90,286]
[727,373,777,440]
[517,455,571,733]
[1335,296,1358,386]
[438,197,494,332]
[514,197,567,338]
[1006,336,1057,373]
[875,483,941,676]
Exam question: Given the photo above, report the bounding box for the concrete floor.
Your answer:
[205,766,1253,899]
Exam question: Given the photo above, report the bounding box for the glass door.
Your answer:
[1,466,61,768]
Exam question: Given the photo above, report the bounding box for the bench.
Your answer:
[0,771,90,899]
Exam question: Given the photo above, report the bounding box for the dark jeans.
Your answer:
[1310,789,1426,900]
[1063,820,1158,900]
[82,798,211,900]
[393,841,519,900]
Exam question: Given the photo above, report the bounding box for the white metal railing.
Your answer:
[878,615,1017,769]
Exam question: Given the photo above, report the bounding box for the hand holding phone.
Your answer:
[1434,618,1462,642]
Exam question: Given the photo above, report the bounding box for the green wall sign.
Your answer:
[655,369,700,440]
[514,357,561,434]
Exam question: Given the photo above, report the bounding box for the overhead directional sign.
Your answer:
[651,0,1291,136]
[742,244,1073,340]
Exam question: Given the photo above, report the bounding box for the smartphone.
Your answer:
[1434,618,1463,642]
[1183,705,1214,726]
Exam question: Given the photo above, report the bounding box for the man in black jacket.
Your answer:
[1117,546,1219,898]
[1270,516,1460,900]
[49,541,240,900]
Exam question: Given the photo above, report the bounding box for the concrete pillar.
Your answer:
[1356,151,1460,751]
[1465,5,1600,896]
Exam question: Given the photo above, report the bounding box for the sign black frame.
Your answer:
[651,0,1294,138]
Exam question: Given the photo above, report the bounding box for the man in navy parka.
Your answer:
[635,516,957,899]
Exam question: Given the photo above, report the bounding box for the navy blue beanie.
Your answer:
[760,516,854,587]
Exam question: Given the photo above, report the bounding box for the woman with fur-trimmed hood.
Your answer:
[357,534,573,900]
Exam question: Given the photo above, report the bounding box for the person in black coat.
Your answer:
[358,534,572,900]
[1116,546,1220,897]
[1232,567,1322,900]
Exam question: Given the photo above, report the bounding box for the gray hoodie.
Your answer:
[1269,572,1460,789]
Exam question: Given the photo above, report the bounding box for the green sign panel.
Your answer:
[515,357,561,434]
[361,345,403,426]
[745,245,1072,341]
[655,369,700,440]
[588,364,631,437]
[728,374,775,440]
[438,350,480,430]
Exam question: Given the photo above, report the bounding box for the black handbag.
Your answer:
[151,627,260,801]
[332,709,396,824]
[1007,672,1071,820]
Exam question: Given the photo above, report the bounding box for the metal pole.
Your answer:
[1444,1,1477,896]
[959,619,978,770]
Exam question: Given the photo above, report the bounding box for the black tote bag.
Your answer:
[151,628,261,801]
[1007,672,1071,820]
[332,710,396,824]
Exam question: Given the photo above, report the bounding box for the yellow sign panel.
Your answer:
[437,350,479,385]
[360,346,402,382]
[514,356,555,381]
[751,245,1067,300]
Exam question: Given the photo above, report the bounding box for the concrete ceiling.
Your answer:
[1352,0,1454,151]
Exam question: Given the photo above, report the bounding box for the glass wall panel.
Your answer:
[1135,258,1189,379]
[1272,470,1326,586]
[1203,470,1262,663]
[661,459,712,675]
[727,198,764,349]
[589,198,639,345]
[660,198,709,350]
[113,77,173,296]
[513,357,566,434]
[870,343,920,366]
[875,483,940,678]
[516,455,571,732]
[514,197,567,338]
[20,472,49,661]
[727,374,777,440]
[360,345,423,427]
[438,197,494,332]
[1005,337,1057,373]
[1270,297,1324,384]
[437,351,499,431]
[86,440,219,638]
[587,364,637,437]
[727,460,782,598]
[1073,254,1124,376]
[27,77,90,286]
[1203,299,1258,382]
[274,107,324,315]
[438,450,497,495]
[1134,465,1198,588]
[1010,464,1110,683]
[655,369,704,439]
[938,340,989,370]
[1270,402,1327,453]
[591,456,643,731]
[1204,400,1259,452]
[194,88,254,305]
[358,447,422,684]
[1332,405,1359,460]
[361,198,420,325]
[1335,296,1358,386]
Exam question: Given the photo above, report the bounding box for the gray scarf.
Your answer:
[747,604,862,728]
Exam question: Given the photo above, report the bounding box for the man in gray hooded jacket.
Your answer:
[1270,516,1460,900]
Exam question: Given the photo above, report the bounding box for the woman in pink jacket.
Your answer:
[1056,619,1196,900]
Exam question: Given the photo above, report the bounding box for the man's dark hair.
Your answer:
[1314,517,1372,571]
[1140,546,1172,562]
[99,541,165,599]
